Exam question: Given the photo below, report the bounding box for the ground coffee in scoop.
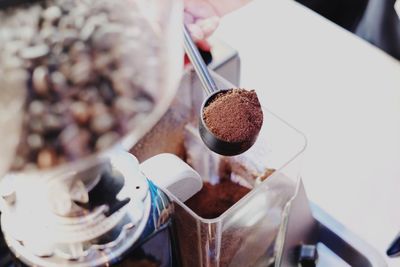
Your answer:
[203,89,263,143]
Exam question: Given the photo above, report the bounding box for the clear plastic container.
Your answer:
[132,71,307,266]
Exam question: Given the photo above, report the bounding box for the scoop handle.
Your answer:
[183,26,219,95]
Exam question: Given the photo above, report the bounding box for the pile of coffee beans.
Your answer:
[0,0,163,171]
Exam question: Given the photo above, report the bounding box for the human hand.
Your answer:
[184,0,252,49]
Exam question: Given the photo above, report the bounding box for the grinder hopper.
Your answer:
[0,0,185,265]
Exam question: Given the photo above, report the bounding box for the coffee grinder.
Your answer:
[0,0,202,266]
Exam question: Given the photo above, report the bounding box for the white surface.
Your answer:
[215,0,400,266]
[317,243,351,267]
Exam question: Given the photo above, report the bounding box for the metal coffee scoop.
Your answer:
[183,26,259,156]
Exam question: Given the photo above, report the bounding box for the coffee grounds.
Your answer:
[184,180,251,219]
[203,89,263,143]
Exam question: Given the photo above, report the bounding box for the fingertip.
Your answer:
[184,12,195,25]
[196,16,220,38]
[187,24,205,42]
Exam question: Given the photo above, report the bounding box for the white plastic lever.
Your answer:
[140,153,202,202]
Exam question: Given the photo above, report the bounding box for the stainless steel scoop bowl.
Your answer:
[183,26,259,156]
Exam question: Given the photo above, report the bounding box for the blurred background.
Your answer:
[296,0,400,60]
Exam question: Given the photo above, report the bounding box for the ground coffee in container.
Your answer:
[184,179,251,219]
[171,126,283,267]
[177,159,275,267]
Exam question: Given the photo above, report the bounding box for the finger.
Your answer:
[184,11,195,25]
[196,16,219,39]
[186,23,205,42]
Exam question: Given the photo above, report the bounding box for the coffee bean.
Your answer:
[95,131,120,151]
[98,82,115,104]
[60,124,79,145]
[43,6,62,22]
[58,14,75,30]
[80,13,108,41]
[28,100,46,116]
[32,66,49,95]
[69,41,86,58]
[70,58,91,85]
[61,30,79,47]
[93,53,113,72]
[40,23,57,42]
[50,71,67,92]
[114,97,137,116]
[70,101,90,125]
[20,44,49,60]
[27,134,43,150]
[92,23,123,51]
[43,114,63,132]
[60,125,90,159]
[29,118,45,134]
[37,148,57,169]
[59,62,71,78]
[90,112,115,134]
[111,72,131,96]
[78,88,100,103]
[74,17,85,29]
[51,102,69,115]
[89,102,107,116]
